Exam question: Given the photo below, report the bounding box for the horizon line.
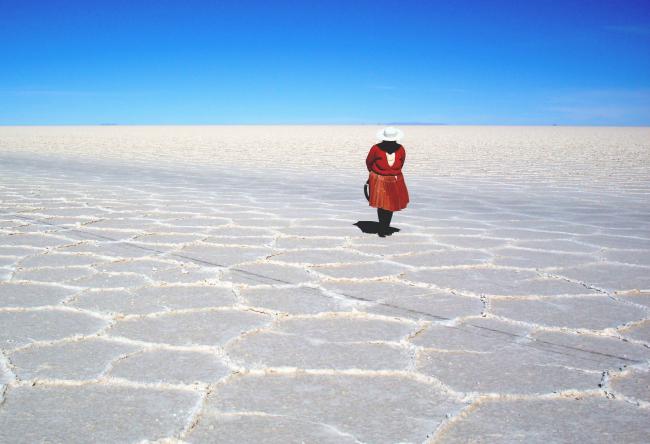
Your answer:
[1,123,649,128]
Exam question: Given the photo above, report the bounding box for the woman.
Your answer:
[365,127,410,237]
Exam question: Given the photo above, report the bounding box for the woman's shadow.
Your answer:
[353,221,400,235]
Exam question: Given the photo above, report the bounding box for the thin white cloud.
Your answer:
[0,89,103,96]
[546,105,638,120]
[551,89,650,100]
[0,89,161,97]
[544,88,650,124]
[368,85,396,91]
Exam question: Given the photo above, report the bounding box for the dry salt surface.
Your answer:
[1,125,650,443]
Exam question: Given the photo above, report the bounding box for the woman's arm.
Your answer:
[397,146,406,170]
[366,146,377,172]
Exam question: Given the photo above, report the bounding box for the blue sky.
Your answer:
[1,0,649,125]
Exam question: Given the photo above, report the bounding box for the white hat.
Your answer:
[376,126,403,142]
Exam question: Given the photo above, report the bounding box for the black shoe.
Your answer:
[378,231,387,238]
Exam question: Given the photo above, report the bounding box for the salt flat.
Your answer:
[0,125,649,443]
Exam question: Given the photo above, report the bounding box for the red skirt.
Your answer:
[368,172,409,212]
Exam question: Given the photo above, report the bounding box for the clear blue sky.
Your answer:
[1,0,649,125]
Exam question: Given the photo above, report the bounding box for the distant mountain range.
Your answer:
[382,122,447,126]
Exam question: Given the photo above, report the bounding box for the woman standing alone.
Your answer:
[366,127,410,237]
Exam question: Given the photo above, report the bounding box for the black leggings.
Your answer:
[377,208,393,232]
